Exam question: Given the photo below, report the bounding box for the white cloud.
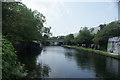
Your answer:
[21,0,118,23]
[22,1,68,24]
[21,0,70,36]
[21,0,118,36]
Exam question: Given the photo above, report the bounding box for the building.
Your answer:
[73,33,79,38]
[107,37,120,54]
[90,27,100,34]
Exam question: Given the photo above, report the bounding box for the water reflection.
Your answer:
[37,46,120,78]
[106,58,120,77]
[74,50,95,70]
[72,50,120,79]
[18,46,120,79]
[18,47,51,78]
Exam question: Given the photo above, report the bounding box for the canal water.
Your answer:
[19,46,120,79]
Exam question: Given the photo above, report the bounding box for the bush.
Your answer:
[2,39,27,79]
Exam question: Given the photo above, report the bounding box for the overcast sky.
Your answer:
[21,0,118,36]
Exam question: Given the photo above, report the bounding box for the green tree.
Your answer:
[63,34,74,45]
[93,21,120,50]
[2,2,47,42]
[42,27,52,39]
[75,27,93,47]
[98,24,106,30]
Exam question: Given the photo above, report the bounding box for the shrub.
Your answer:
[2,39,27,79]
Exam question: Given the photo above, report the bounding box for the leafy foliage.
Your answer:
[64,21,120,50]
[2,39,27,79]
[74,27,94,46]
[2,2,50,42]
[93,21,120,49]
[98,24,106,30]
[63,34,74,45]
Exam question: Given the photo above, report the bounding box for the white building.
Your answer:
[73,33,79,38]
[90,27,100,34]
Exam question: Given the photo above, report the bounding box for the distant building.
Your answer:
[73,27,100,38]
[73,33,79,38]
[90,27,100,34]
[107,37,120,54]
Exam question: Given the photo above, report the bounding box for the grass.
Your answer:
[64,45,120,60]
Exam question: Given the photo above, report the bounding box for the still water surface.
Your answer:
[19,46,120,78]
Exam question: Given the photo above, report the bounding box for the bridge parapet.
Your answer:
[46,39,64,42]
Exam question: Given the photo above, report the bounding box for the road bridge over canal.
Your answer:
[46,39,64,45]
[33,39,64,46]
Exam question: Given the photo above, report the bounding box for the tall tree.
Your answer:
[63,34,74,45]
[93,21,120,50]
[75,27,93,47]
[98,24,106,30]
[2,2,48,42]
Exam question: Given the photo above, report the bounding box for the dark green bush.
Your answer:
[2,39,27,79]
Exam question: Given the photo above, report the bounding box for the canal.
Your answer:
[19,46,120,79]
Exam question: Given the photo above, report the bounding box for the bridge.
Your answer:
[33,39,64,46]
[46,39,64,45]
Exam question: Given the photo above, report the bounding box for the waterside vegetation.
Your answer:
[63,45,120,60]
[2,2,51,79]
[63,21,120,59]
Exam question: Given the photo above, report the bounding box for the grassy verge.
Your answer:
[63,45,120,60]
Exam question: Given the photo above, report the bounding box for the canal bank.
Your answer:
[63,45,120,60]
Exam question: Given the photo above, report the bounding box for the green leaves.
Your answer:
[93,22,120,43]
[93,21,120,50]
[2,39,27,79]
[63,27,94,46]
[75,27,93,44]
[2,2,49,42]
[63,34,74,45]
